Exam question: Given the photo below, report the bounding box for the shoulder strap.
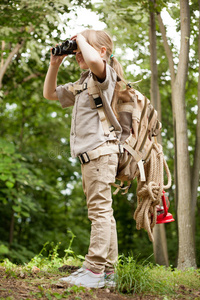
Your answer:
[87,77,116,138]
[68,77,116,138]
[68,83,87,95]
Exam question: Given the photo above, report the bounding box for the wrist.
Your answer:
[76,34,87,47]
[49,63,60,69]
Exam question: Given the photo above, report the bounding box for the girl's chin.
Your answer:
[77,61,88,69]
[79,64,89,70]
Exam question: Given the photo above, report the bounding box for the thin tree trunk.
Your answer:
[153,224,169,266]
[191,0,200,227]
[0,42,24,89]
[174,0,196,269]
[9,211,15,245]
[1,41,5,69]
[157,11,178,217]
[149,0,169,266]
[149,1,158,110]
[157,0,196,269]
[157,14,176,84]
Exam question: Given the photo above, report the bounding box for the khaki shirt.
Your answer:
[56,63,122,158]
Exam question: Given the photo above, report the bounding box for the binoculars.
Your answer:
[52,40,77,56]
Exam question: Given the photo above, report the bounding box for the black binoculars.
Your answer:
[52,40,77,56]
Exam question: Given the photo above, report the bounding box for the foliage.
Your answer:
[0,0,91,264]
[0,0,199,268]
[116,254,152,294]
[116,254,200,296]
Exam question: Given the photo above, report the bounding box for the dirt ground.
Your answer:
[0,266,200,300]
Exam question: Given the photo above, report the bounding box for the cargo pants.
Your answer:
[81,142,118,274]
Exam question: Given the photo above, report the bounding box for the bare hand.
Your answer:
[49,46,67,67]
[71,33,86,53]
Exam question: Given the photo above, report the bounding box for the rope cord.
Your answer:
[133,143,171,242]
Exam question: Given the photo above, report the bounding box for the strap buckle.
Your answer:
[83,83,87,90]
[93,96,103,108]
[78,152,90,164]
[77,83,88,94]
[109,125,115,132]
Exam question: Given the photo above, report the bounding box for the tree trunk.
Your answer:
[157,10,178,217]
[191,0,200,230]
[1,41,5,69]
[153,224,169,266]
[149,0,169,266]
[0,42,24,89]
[174,0,196,269]
[9,210,15,245]
[157,0,196,269]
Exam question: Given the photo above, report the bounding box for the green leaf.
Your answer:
[0,244,9,255]
[0,138,15,154]
[0,196,7,205]
[5,181,14,189]
[12,205,21,213]
[21,211,30,218]
[0,174,9,181]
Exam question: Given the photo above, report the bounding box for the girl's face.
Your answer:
[75,52,89,70]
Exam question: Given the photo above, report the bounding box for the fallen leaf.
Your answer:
[31,266,40,273]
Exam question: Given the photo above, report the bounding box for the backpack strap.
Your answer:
[122,143,146,182]
[68,83,88,95]
[87,77,116,138]
[112,180,131,195]
[68,78,116,138]
[117,102,141,122]
[78,144,123,164]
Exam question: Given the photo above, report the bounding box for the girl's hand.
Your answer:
[70,33,106,79]
[71,34,86,53]
[49,46,67,67]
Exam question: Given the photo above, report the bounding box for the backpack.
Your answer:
[70,76,172,241]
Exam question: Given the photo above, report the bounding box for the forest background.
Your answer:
[0,0,199,270]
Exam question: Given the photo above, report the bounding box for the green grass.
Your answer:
[115,254,200,297]
[0,241,200,299]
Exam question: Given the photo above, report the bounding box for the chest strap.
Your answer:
[78,144,123,164]
[68,83,87,95]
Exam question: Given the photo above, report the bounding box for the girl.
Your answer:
[43,29,125,288]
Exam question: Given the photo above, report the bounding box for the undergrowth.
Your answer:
[0,233,200,298]
[115,254,200,296]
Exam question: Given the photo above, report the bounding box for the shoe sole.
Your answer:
[75,282,105,288]
[105,282,116,288]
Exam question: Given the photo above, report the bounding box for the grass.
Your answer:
[0,240,200,299]
[115,254,200,297]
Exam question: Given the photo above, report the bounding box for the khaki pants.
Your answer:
[81,142,118,274]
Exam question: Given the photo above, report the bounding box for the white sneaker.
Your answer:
[59,266,86,284]
[104,272,116,288]
[73,269,105,288]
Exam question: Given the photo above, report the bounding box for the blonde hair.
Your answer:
[81,29,126,118]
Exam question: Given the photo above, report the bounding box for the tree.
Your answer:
[191,0,200,239]
[149,0,169,266]
[157,0,197,269]
[0,0,67,88]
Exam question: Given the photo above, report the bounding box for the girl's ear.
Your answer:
[100,46,107,58]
